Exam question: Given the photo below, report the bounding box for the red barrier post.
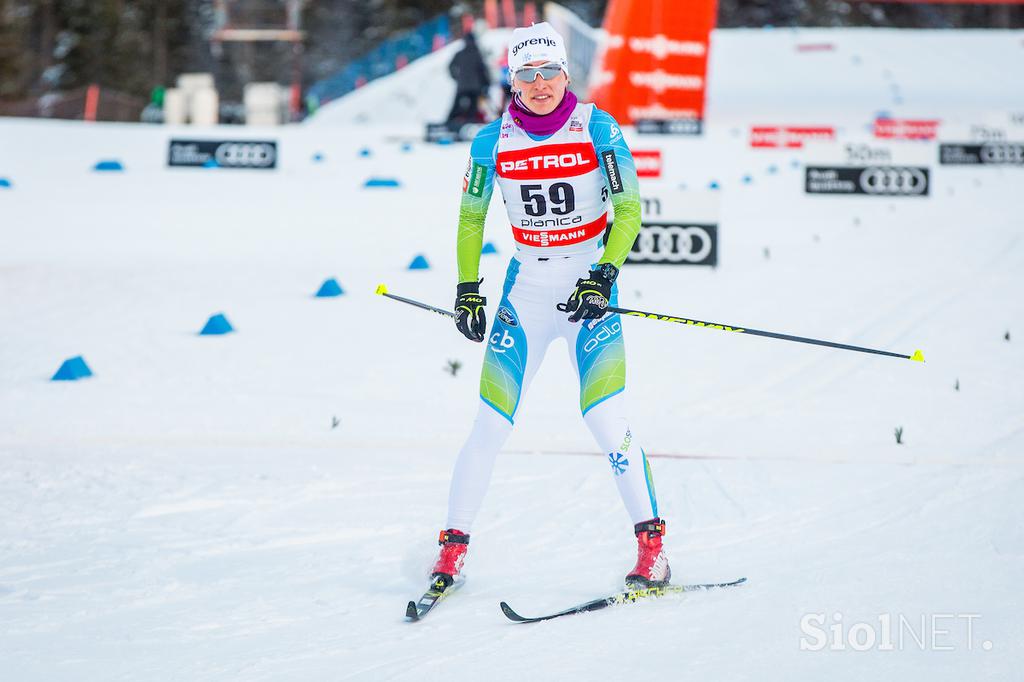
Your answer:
[523,2,538,26]
[84,84,100,122]
[484,0,498,28]
[502,0,516,27]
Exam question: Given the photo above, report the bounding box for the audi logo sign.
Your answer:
[215,143,276,168]
[940,143,1024,166]
[805,166,930,196]
[635,118,703,136]
[168,139,278,169]
[627,223,717,266]
[424,122,483,143]
[859,167,928,195]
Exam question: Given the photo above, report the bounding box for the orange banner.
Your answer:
[590,0,718,124]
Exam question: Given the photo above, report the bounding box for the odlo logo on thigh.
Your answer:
[583,321,621,352]
[608,452,629,475]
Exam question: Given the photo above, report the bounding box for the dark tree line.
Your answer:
[0,0,456,103]
[1,0,1020,104]
[0,0,211,100]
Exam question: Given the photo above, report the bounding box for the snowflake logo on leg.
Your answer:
[608,452,629,476]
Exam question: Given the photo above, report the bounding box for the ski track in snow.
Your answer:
[4,446,1020,680]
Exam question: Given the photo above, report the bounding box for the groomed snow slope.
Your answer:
[2,29,1024,682]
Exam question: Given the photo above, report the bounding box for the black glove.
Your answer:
[564,263,617,323]
[454,280,487,342]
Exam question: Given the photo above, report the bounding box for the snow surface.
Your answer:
[2,28,1024,682]
[706,29,1024,124]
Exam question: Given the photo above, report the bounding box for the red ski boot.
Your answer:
[625,518,671,588]
[431,529,469,588]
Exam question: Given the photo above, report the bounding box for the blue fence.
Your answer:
[307,15,452,112]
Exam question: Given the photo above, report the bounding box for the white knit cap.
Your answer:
[507,23,569,77]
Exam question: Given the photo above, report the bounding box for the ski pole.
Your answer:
[556,303,924,363]
[375,284,455,319]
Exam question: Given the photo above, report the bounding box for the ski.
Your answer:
[499,577,747,623]
[405,575,465,622]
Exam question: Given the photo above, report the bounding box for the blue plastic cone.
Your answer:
[408,254,430,270]
[316,278,344,297]
[481,242,498,255]
[200,313,234,335]
[93,160,124,172]
[52,355,93,381]
[364,177,401,188]
[0,177,12,188]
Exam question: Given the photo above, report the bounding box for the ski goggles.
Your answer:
[512,62,565,83]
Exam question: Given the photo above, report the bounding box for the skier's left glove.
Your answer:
[564,263,618,323]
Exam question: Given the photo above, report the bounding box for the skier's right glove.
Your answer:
[454,280,487,342]
[564,264,616,323]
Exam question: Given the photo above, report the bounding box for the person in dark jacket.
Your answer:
[446,32,491,124]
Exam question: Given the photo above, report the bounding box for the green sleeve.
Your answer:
[457,121,500,283]
[602,186,642,269]
[590,108,642,270]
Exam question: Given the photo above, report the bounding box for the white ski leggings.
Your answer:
[445,252,660,532]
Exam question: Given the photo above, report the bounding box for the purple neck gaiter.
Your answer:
[508,90,578,136]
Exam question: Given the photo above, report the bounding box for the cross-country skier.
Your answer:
[433,23,669,590]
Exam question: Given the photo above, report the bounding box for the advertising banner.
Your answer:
[624,191,720,266]
[632,150,663,178]
[750,126,835,149]
[590,0,718,126]
[939,143,1024,165]
[805,166,930,196]
[803,138,934,196]
[874,118,940,140]
[168,139,278,169]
